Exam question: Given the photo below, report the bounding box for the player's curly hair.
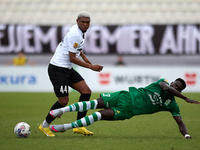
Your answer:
[175,78,186,89]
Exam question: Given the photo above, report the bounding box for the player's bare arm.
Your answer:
[159,81,200,104]
[80,52,103,71]
[173,116,192,139]
[80,51,92,64]
[69,52,103,72]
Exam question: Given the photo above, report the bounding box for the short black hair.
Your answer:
[175,78,186,89]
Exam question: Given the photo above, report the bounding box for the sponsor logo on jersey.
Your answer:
[73,43,78,48]
[164,99,171,106]
[148,92,163,106]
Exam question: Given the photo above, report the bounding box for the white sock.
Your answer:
[63,124,73,131]
[42,120,49,128]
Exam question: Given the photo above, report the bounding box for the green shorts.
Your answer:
[100,91,134,120]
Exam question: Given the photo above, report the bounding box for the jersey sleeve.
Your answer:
[67,36,81,53]
[169,101,181,116]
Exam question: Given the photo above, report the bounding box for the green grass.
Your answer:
[0,92,200,150]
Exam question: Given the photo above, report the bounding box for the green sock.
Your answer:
[71,112,102,128]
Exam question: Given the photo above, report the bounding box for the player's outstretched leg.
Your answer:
[49,100,98,118]
[50,112,102,136]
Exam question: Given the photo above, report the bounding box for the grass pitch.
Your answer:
[0,92,200,150]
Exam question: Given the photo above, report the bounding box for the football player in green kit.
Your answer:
[49,78,200,139]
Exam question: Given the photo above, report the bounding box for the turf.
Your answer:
[0,92,200,150]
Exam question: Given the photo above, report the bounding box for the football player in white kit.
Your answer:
[39,11,103,137]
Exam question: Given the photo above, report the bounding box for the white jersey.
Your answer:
[50,24,84,69]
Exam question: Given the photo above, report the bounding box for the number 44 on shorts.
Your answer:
[60,85,67,93]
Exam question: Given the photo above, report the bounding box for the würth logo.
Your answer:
[185,73,197,86]
[99,73,110,85]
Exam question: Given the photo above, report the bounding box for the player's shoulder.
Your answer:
[157,78,169,84]
[67,27,82,41]
[151,78,170,87]
[68,25,80,35]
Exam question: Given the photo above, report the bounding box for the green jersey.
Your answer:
[129,78,181,116]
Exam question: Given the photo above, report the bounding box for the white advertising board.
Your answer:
[0,65,199,93]
[0,65,53,92]
[78,66,200,93]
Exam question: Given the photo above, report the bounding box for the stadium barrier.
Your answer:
[0,65,199,93]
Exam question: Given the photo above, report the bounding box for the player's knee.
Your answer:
[99,109,114,120]
[58,96,69,106]
[97,97,105,108]
[88,88,92,94]
[85,86,91,94]
[81,88,91,94]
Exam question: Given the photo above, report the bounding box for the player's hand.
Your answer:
[90,65,103,72]
[185,98,200,104]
